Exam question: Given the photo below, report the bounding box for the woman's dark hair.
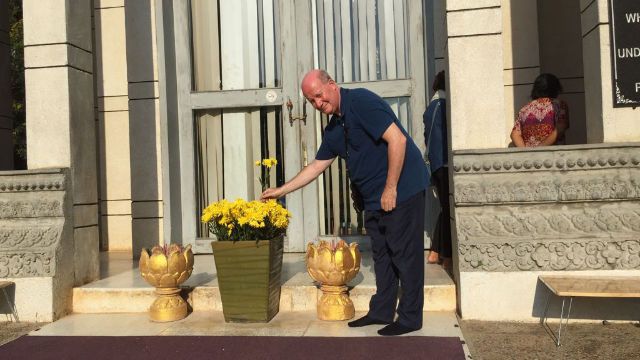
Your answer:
[432,70,445,92]
[531,73,563,99]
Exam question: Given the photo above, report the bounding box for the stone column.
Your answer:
[445,0,505,315]
[23,0,99,284]
[94,0,133,253]
[0,3,12,170]
[581,0,640,142]
[124,0,164,256]
[446,0,505,150]
[502,0,540,139]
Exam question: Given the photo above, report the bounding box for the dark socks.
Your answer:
[377,321,421,336]
[347,315,390,328]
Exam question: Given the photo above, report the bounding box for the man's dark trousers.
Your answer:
[364,191,425,329]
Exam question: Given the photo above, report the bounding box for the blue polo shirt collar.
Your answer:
[337,87,350,119]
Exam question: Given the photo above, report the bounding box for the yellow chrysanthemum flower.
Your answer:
[201,198,290,241]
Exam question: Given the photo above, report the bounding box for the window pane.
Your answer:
[313,0,409,82]
[191,0,281,91]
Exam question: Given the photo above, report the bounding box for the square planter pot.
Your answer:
[211,237,284,322]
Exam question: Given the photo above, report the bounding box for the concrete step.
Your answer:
[73,252,456,314]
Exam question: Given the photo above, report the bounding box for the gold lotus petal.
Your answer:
[151,246,164,256]
[140,273,154,286]
[175,271,189,285]
[334,248,346,272]
[183,245,194,269]
[350,243,361,269]
[305,243,315,259]
[149,252,168,274]
[340,247,355,272]
[307,268,321,283]
[149,274,162,287]
[158,273,177,288]
[318,240,331,251]
[326,272,345,286]
[313,269,328,283]
[306,243,317,257]
[305,244,318,268]
[139,249,150,275]
[168,243,181,255]
[168,251,186,274]
[317,247,335,273]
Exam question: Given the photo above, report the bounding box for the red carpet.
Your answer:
[0,335,466,360]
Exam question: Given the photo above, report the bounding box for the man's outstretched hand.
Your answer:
[261,187,285,200]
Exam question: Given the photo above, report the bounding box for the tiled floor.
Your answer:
[30,311,465,339]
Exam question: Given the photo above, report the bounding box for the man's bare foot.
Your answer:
[427,251,439,264]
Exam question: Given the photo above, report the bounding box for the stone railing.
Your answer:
[0,168,73,321]
[452,143,640,273]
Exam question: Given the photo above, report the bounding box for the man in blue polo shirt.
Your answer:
[261,69,428,336]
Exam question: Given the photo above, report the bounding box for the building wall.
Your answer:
[0,3,13,170]
[581,0,640,143]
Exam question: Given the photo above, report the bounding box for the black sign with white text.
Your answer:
[610,0,640,107]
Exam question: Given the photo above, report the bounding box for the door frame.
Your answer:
[155,0,428,253]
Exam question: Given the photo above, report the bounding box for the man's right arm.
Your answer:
[261,158,334,199]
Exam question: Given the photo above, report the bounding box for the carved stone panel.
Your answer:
[0,170,66,193]
[459,240,640,272]
[0,200,63,218]
[455,173,640,204]
[452,145,640,174]
[0,251,55,277]
[0,224,64,249]
[452,144,640,273]
[0,169,68,278]
[456,204,640,243]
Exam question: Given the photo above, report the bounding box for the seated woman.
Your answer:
[511,73,569,147]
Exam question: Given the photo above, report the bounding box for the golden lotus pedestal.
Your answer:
[149,287,188,322]
[139,244,194,323]
[318,284,355,321]
[306,239,361,321]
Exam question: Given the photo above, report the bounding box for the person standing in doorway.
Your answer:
[261,69,429,336]
[423,71,452,270]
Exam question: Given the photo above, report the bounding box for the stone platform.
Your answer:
[72,251,457,314]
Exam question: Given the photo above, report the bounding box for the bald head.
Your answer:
[301,69,341,115]
[301,69,330,91]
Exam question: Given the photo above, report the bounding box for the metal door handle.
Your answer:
[287,98,307,126]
